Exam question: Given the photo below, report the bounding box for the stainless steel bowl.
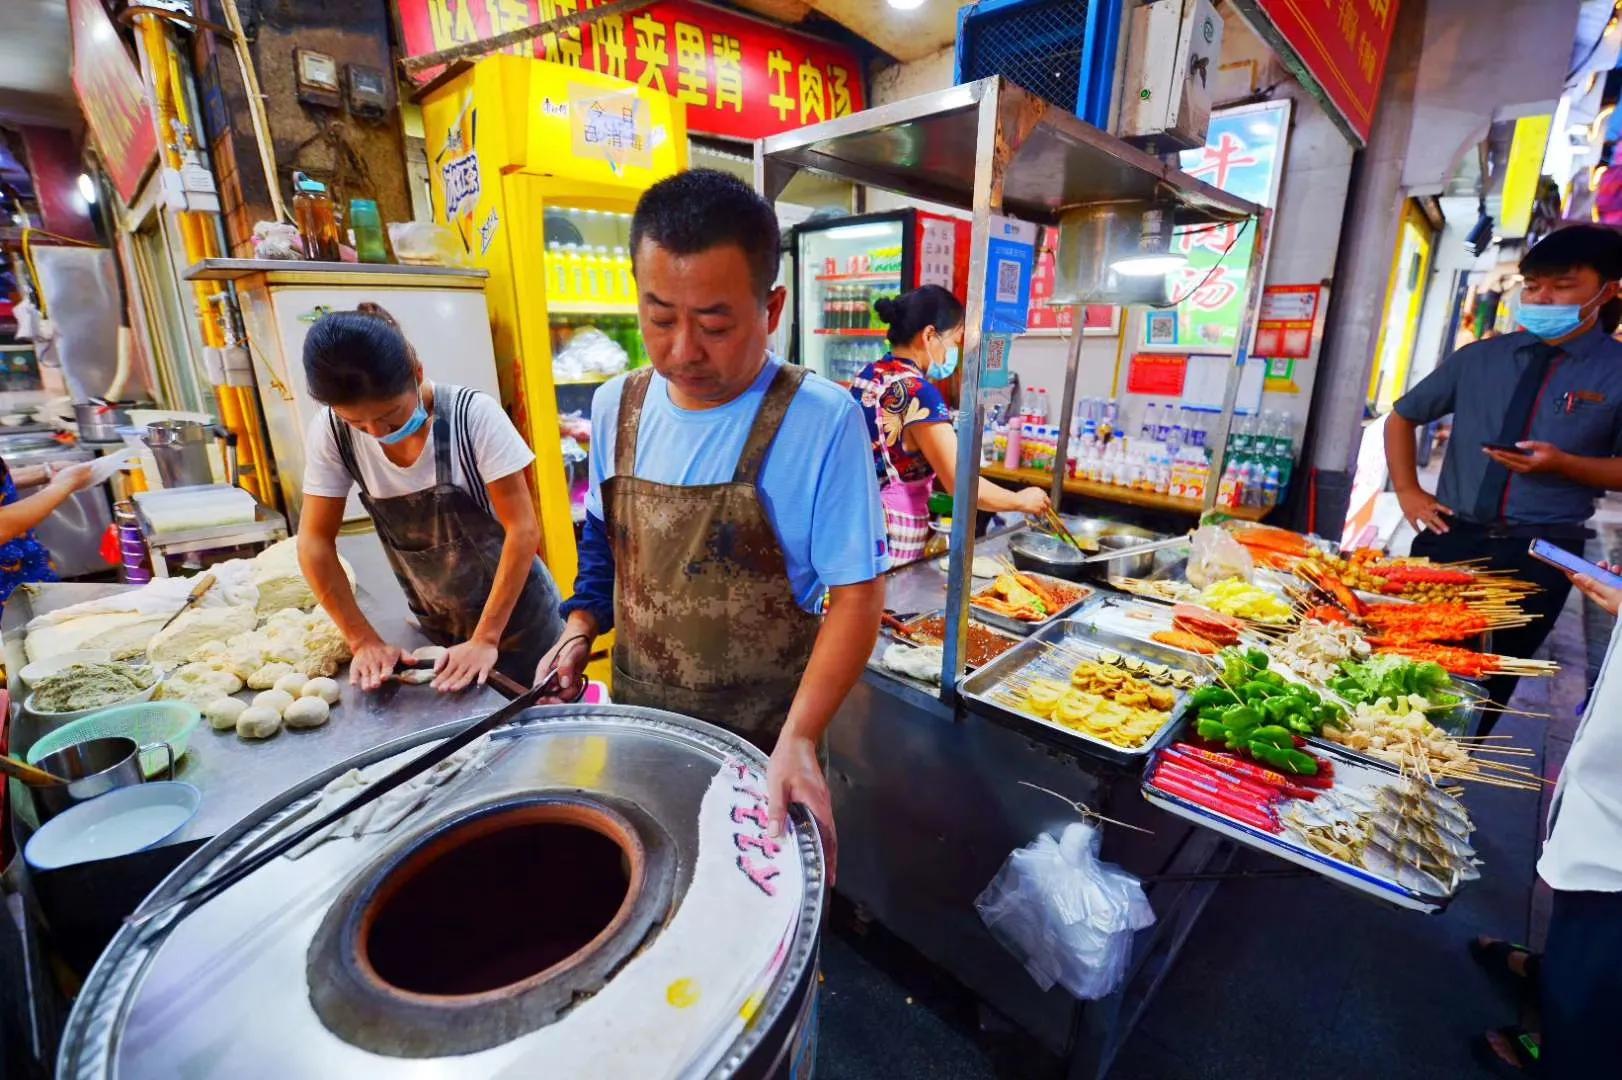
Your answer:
[1009,532,1091,581]
[1096,534,1158,578]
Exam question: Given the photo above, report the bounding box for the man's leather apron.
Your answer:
[604,365,821,750]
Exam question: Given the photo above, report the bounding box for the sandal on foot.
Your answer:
[1473,1026,1540,1077]
[1470,937,1541,982]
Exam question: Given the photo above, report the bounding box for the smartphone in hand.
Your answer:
[1528,540,1622,588]
[1482,442,1532,456]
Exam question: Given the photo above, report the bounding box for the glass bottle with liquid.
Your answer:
[292,172,340,261]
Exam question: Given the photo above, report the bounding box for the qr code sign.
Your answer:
[995,258,1021,304]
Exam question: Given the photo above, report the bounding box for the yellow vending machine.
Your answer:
[421,57,687,593]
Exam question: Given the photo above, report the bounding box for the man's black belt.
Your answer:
[1443,520,1594,542]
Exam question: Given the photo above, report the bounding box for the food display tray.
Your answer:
[968,571,1101,637]
[959,621,1203,765]
[1141,734,1458,914]
[896,611,1025,670]
[1078,598,1232,659]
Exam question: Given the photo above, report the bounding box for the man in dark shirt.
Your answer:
[1386,225,1622,726]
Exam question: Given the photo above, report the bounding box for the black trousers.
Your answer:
[1408,527,1581,735]
[1539,889,1622,1076]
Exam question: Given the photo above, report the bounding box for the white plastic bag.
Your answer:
[974,822,1155,1000]
[1186,524,1254,588]
[553,327,628,382]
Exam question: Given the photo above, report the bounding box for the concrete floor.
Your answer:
[814,509,1608,1079]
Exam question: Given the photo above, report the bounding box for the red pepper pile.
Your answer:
[1148,742,1335,834]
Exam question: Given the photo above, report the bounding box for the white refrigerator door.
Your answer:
[241,282,502,525]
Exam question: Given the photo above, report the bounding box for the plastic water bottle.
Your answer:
[1003,420,1024,470]
[1140,402,1158,441]
[1155,401,1173,442]
[1167,406,1185,452]
[1262,462,1282,508]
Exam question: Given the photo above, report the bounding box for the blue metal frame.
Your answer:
[953,0,1127,127]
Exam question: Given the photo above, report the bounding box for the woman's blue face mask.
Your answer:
[376,389,428,444]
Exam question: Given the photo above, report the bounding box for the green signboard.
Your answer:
[1143,100,1291,354]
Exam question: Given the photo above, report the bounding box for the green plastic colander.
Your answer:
[26,701,200,778]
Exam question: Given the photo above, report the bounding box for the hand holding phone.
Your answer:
[1482,442,1532,456]
[1528,540,1622,589]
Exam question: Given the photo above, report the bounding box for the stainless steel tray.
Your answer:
[894,610,1024,670]
[959,621,1204,765]
[968,570,1101,637]
[1141,735,1464,914]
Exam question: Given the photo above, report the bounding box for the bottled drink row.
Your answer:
[984,393,1297,509]
[823,339,889,385]
[546,242,635,306]
[819,282,899,331]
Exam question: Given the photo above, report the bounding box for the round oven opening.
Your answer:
[360,804,636,998]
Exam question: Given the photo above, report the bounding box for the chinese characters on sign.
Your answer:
[726,759,784,897]
[395,0,865,140]
[1254,284,1321,359]
[1255,0,1397,143]
[67,0,158,205]
[1146,101,1290,355]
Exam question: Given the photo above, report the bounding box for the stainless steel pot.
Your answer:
[1009,532,1092,582]
[141,420,240,488]
[74,401,132,443]
[31,735,174,822]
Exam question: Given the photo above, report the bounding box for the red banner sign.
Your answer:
[1127,354,1189,396]
[1253,0,1397,143]
[395,0,865,140]
[68,0,158,205]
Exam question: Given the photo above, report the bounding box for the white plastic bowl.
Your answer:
[18,650,114,688]
[24,781,200,871]
[25,674,161,723]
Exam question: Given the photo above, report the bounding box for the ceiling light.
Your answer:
[887,0,928,9]
[823,222,896,240]
[1109,206,1187,277]
[77,173,97,204]
[1112,253,1189,276]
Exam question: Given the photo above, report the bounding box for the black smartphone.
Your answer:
[1482,442,1532,455]
[1528,540,1622,588]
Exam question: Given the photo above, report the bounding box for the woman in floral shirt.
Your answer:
[0,457,98,606]
[850,286,1049,563]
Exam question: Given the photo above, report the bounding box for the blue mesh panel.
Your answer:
[959,1,1092,113]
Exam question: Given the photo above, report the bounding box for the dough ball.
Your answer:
[412,645,447,666]
[236,706,282,739]
[301,676,341,705]
[252,688,295,716]
[283,696,330,729]
[203,697,248,731]
[397,666,435,685]
[247,661,295,690]
[272,671,309,696]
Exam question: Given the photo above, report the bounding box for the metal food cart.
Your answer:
[756,78,1268,1077]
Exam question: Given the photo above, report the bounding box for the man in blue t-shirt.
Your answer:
[537,170,889,872]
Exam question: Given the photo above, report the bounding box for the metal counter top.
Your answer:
[4,532,505,849]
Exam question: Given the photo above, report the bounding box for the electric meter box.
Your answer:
[1120,0,1224,151]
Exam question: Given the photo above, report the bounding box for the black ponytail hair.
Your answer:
[302,303,420,406]
[873,284,966,347]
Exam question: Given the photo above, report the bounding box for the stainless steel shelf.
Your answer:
[182,258,489,285]
[758,77,1259,226]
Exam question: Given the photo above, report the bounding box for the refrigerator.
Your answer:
[421,56,687,592]
[790,209,970,386]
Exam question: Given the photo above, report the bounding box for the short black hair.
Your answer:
[630,168,780,302]
[874,285,966,346]
[1520,224,1622,280]
[1521,225,1622,332]
[302,303,418,406]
